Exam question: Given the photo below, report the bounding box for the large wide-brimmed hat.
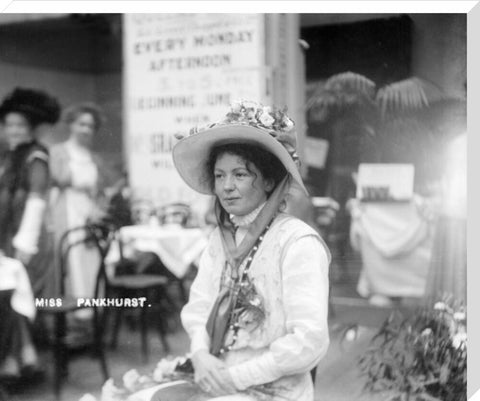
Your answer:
[172,100,307,195]
[0,87,60,127]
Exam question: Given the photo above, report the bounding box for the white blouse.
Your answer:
[66,139,98,192]
[181,213,330,401]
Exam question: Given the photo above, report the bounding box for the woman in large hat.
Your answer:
[174,100,331,400]
[0,87,60,296]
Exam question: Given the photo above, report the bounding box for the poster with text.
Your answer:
[124,13,267,214]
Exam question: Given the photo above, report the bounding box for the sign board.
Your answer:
[356,163,415,201]
[123,14,267,208]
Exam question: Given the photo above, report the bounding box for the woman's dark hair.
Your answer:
[63,102,104,131]
[205,143,287,194]
[0,87,60,128]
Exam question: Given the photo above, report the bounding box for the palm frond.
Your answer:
[307,72,377,122]
[307,72,375,108]
[376,77,446,115]
[324,71,376,94]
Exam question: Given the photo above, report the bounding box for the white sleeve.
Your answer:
[12,196,47,255]
[228,234,330,389]
[180,241,217,355]
[11,258,36,321]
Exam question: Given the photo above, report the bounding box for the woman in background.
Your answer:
[0,87,60,376]
[49,103,105,309]
[0,87,60,297]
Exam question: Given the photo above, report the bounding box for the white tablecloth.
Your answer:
[106,224,210,279]
[0,254,36,320]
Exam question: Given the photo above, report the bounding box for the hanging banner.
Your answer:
[123,14,267,208]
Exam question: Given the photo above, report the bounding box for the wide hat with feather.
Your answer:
[172,100,307,195]
[0,87,60,127]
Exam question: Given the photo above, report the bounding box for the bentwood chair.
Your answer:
[105,230,172,362]
[156,202,195,303]
[37,224,111,400]
[157,202,192,226]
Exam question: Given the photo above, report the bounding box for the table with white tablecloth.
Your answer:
[0,255,37,376]
[105,224,210,280]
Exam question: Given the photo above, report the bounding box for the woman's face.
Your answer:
[70,112,96,148]
[214,152,274,217]
[3,112,32,150]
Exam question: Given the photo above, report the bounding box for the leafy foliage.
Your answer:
[358,299,467,401]
[306,71,466,193]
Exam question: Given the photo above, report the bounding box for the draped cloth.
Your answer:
[206,176,291,356]
[350,200,433,299]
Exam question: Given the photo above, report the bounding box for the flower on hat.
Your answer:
[174,100,302,175]
[259,111,275,127]
[231,100,243,113]
[179,100,296,140]
[283,117,294,132]
[246,109,257,121]
[242,100,259,110]
[221,99,295,133]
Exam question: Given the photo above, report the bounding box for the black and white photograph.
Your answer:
[0,6,471,401]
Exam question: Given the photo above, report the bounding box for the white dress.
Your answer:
[181,212,330,401]
[66,140,100,300]
[50,139,101,312]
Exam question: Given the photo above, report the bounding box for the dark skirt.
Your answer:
[26,228,56,299]
[0,290,37,377]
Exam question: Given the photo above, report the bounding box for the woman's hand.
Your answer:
[191,350,237,396]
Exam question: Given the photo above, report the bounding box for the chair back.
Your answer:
[57,223,114,298]
[157,203,191,226]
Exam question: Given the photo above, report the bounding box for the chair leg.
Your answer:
[93,308,109,380]
[154,307,170,354]
[54,313,67,401]
[159,284,179,315]
[110,291,123,350]
[140,306,149,363]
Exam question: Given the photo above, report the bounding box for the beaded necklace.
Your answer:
[218,221,271,355]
